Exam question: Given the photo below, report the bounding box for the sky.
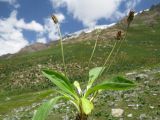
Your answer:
[0,0,160,56]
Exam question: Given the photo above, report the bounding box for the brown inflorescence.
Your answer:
[51,15,58,24]
[116,31,122,40]
[127,11,135,27]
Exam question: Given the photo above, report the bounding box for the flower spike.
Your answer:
[116,31,122,40]
[127,10,135,27]
[51,15,58,24]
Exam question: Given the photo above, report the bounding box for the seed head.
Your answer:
[116,31,122,40]
[51,15,58,24]
[127,10,135,27]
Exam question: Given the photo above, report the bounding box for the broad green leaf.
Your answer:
[42,69,78,100]
[32,96,63,120]
[81,97,94,115]
[54,89,74,100]
[104,76,136,85]
[74,81,82,95]
[85,76,136,97]
[87,67,105,90]
[42,69,73,90]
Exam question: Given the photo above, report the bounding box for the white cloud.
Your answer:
[50,0,141,27]
[16,20,44,32]
[0,0,20,8]
[0,10,44,56]
[0,11,65,55]
[55,13,65,23]
[44,18,59,40]
[0,31,28,56]
[9,11,44,32]
[50,0,123,27]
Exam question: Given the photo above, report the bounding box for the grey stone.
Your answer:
[111,108,124,117]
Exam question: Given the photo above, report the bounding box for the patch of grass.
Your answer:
[0,89,54,117]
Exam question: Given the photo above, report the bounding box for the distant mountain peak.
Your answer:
[19,43,48,53]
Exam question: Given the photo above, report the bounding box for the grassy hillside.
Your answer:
[0,6,160,120]
[1,18,160,94]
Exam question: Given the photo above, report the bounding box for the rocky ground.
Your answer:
[1,65,160,120]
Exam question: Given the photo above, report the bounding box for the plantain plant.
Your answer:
[32,11,136,120]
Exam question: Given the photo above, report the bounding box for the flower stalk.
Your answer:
[88,29,101,67]
[51,15,67,77]
[105,10,135,73]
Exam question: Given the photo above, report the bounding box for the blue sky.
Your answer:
[0,0,160,56]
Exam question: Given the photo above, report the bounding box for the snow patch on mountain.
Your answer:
[135,9,150,16]
[63,23,116,40]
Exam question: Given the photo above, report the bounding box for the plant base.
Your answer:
[75,114,88,120]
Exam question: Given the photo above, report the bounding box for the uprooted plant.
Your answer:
[32,11,136,120]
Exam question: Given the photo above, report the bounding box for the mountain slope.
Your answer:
[0,4,160,92]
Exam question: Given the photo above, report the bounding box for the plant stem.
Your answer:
[90,29,127,101]
[88,29,101,67]
[90,91,98,102]
[99,40,118,76]
[105,27,129,73]
[57,24,67,77]
[90,29,129,101]
[103,41,118,67]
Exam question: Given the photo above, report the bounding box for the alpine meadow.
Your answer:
[0,1,160,120]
